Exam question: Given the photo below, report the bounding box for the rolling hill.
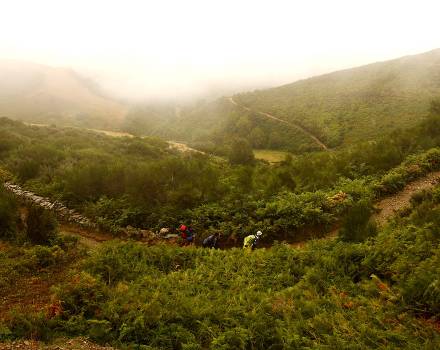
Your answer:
[126,49,440,155]
[234,48,440,148]
[0,60,127,128]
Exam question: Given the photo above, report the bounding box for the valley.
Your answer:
[1,49,440,348]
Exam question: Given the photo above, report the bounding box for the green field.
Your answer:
[253,149,290,163]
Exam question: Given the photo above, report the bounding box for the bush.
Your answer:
[339,200,377,242]
[228,138,255,165]
[52,272,108,318]
[25,206,57,244]
[30,245,65,268]
[0,189,18,240]
[401,251,440,316]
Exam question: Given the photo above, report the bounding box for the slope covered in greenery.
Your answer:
[1,183,439,348]
[1,106,440,348]
[235,49,440,148]
[124,49,440,155]
[2,106,440,244]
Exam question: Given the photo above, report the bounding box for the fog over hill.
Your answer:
[0,60,127,128]
[234,48,440,148]
[1,48,440,141]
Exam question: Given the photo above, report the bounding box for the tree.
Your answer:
[268,131,282,148]
[0,189,18,240]
[249,127,267,148]
[430,99,440,116]
[235,116,252,137]
[339,200,377,242]
[26,205,58,244]
[228,138,255,165]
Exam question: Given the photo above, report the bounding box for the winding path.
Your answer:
[167,141,205,154]
[227,97,329,151]
[373,170,440,225]
[5,171,440,249]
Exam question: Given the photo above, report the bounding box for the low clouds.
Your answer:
[0,0,439,101]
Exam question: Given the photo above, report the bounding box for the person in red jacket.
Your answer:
[179,224,195,246]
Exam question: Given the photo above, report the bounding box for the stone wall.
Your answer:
[3,182,97,229]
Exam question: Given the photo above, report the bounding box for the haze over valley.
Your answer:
[1,1,440,349]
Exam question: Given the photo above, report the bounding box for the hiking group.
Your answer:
[178,224,263,250]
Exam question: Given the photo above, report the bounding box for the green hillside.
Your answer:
[235,49,440,148]
[125,49,440,155]
[2,110,440,348]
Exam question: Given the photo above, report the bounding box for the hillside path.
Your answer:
[373,170,440,225]
[227,97,329,151]
[291,171,440,248]
[5,170,440,250]
[167,141,206,154]
[47,170,440,249]
[59,224,111,249]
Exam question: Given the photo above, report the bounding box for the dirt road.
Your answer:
[227,97,329,151]
[373,171,440,225]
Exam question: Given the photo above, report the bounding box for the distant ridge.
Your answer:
[0,60,127,128]
[234,48,440,148]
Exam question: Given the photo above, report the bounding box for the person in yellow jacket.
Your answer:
[243,231,263,250]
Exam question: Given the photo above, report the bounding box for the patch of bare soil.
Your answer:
[0,267,67,322]
[59,224,112,249]
[0,242,9,252]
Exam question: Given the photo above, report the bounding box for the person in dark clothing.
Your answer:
[202,232,220,248]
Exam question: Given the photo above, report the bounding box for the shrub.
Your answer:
[228,138,255,165]
[25,205,57,244]
[30,245,65,268]
[400,251,440,316]
[211,328,250,350]
[0,189,18,240]
[52,272,108,318]
[339,200,377,242]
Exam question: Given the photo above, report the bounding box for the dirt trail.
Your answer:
[5,168,440,250]
[227,97,329,151]
[373,171,440,225]
[167,141,206,154]
[27,122,207,157]
[59,224,112,249]
[289,171,440,247]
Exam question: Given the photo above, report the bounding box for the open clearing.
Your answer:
[253,149,290,163]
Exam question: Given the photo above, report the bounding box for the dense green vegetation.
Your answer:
[123,97,321,155]
[0,186,80,291]
[3,106,440,243]
[121,100,232,143]
[1,96,440,347]
[235,49,440,150]
[0,186,62,245]
[1,182,440,348]
[122,50,440,155]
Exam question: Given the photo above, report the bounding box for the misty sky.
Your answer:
[1,0,439,100]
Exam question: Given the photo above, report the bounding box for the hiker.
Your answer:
[243,230,263,250]
[179,224,195,246]
[202,232,220,249]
